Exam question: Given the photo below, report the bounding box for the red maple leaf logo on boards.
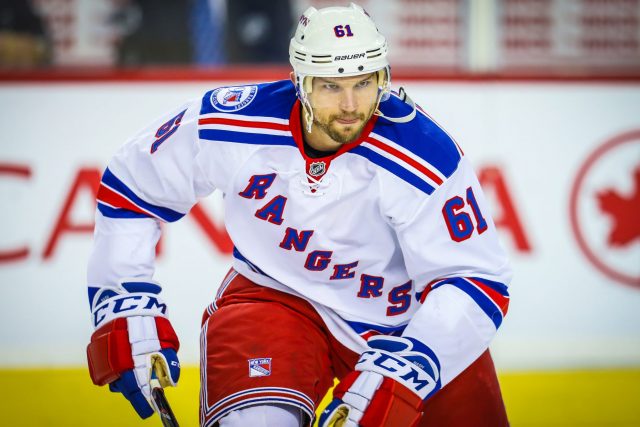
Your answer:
[597,166,640,247]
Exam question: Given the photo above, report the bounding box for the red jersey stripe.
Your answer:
[97,184,150,217]
[468,278,509,317]
[366,137,444,185]
[419,278,447,303]
[199,117,290,132]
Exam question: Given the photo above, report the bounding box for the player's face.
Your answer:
[309,73,378,144]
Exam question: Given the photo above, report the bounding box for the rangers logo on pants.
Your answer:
[249,358,272,377]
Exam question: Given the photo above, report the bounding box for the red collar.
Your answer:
[288,100,378,163]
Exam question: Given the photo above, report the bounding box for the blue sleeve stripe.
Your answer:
[345,319,408,336]
[199,129,297,147]
[350,145,436,195]
[432,277,505,329]
[97,203,151,219]
[469,276,510,296]
[101,168,185,222]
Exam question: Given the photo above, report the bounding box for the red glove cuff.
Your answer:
[86,317,179,386]
[333,370,360,400]
[87,318,134,386]
[156,317,180,351]
[360,377,422,427]
[334,371,423,427]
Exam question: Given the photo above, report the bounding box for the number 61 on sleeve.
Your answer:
[442,187,488,242]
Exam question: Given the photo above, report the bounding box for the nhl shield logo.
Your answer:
[248,358,272,377]
[308,161,326,177]
[210,85,258,112]
[570,130,640,288]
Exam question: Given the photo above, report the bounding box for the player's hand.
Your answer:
[86,280,180,418]
[318,335,441,427]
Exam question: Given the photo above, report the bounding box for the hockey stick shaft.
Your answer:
[150,357,180,427]
[150,380,180,427]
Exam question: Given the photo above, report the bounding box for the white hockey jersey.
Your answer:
[87,80,512,388]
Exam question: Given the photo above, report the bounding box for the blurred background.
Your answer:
[1,0,639,426]
[3,0,640,73]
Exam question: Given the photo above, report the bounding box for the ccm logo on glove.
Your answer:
[93,294,167,328]
[356,350,437,396]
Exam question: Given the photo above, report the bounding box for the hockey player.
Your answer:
[86,3,512,427]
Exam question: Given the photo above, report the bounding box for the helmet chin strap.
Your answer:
[302,98,314,134]
[294,73,315,134]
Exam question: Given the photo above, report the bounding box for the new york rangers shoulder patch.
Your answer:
[210,85,258,112]
[248,358,272,377]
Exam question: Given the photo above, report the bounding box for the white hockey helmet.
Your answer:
[290,3,400,132]
[289,3,389,78]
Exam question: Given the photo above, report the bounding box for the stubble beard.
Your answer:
[313,106,376,145]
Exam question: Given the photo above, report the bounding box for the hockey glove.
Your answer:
[86,280,180,419]
[318,335,441,427]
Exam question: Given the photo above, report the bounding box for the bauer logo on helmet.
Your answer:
[334,53,366,61]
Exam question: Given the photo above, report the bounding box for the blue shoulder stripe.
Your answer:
[102,168,185,222]
[199,129,296,147]
[200,80,296,119]
[350,145,436,194]
[375,96,462,179]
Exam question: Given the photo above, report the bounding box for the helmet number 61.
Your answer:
[334,25,354,38]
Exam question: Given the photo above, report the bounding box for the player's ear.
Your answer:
[289,72,295,85]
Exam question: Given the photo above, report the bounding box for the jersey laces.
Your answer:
[301,172,333,197]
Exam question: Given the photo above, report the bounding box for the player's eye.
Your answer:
[323,83,340,91]
[356,79,371,89]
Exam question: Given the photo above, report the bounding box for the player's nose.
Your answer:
[339,89,358,112]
